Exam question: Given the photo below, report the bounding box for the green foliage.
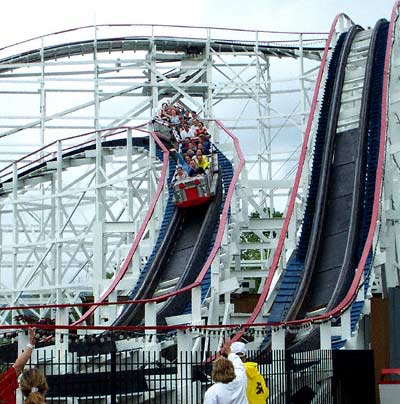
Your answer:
[240,209,283,260]
[239,209,283,292]
[249,208,283,219]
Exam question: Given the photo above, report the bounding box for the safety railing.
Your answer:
[0,346,337,404]
[232,5,393,346]
[0,118,244,335]
[0,125,146,183]
[231,13,354,337]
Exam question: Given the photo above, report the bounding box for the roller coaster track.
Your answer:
[0,24,326,75]
[0,5,397,359]
[288,18,387,351]
[109,144,225,327]
[0,123,242,332]
[231,7,394,350]
[0,126,167,312]
[0,123,240,340]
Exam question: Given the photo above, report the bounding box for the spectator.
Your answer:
[231,342,269,404]
[0,328,39,404]
[189,119,200,137]
[20,368,48,404]
[187,141,197,153]
[181,137,192,154]
[182,140,196,156]
[204,340,248,404]
[186,149,195,159]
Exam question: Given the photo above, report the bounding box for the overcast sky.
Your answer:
[0,0,397,47]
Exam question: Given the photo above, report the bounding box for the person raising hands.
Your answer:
[204,340,249,404]
[0,327,48,404]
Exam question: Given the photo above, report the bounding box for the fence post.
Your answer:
[177,330,193,404]
[271,326,286,403]
[110,348,117,404]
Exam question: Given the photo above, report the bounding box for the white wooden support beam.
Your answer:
[12,163,19,321]
[55,140,68,352]
[341,309,352,341]
[94,129,106,325]
[320,321,332,349]
[144,301,159,353]
[219,277,240,295]
[271,325,285,351]
[18,329,29,355]
[177,330,194,404]
[144,301,157,336]
[191,286,202,325]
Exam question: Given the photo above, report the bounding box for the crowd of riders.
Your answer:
[156,102,212,180]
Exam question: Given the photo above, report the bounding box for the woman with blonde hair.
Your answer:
[204,340,248,404]
[0,328,39,404]
[20,368,48,404]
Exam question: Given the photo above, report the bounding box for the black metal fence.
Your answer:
[1,348,375,404]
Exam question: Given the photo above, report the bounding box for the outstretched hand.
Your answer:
[28,327,36,345]
[221,339,232,356]
[13,327,37,375]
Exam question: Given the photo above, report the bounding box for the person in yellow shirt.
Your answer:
[194,149,210,170]
[231,341,269,403]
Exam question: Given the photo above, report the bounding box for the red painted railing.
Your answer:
[71,127,170,325]
[72,119,245,324]
[0,4,394,335]
[299,1,396,324]
[232,14,352,335]
[0,125,145,181]
[0,119,245,330]
[235,5,395,335]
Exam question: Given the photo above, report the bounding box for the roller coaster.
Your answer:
[1,2,400,402]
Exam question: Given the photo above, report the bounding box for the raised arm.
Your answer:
[13,328,36,375]
[223,340,247,381]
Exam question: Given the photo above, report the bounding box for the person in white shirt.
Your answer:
[189,118,200,138]
[172,165,188,182]
[179,122,191,138]
[204,340,248,404]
